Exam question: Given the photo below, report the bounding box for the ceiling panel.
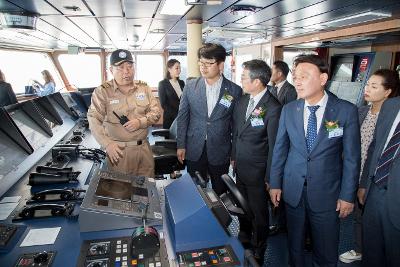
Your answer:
[97,17,127,43]
[47,0,92,16]
[5,0,61,15]
[123,0,159,19]
[235,0,328,25]
[126,18,152,44]
[0,1,24,12]
[69,16,110,45]
[85,0,123,17]
[40,15,100,47]
[36,19,87,47]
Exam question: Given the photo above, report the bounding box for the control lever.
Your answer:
[113,111,129,125]
[194,171,207,188]
[244,249,260,267]
[29,172,80,185]
[36,166,73,174]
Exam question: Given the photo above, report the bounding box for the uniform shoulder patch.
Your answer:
[136,80,148,86]
[100,81,112,90]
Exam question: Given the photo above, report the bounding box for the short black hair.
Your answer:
[293,54,329,74]
[372,69,400,98]
[165,58,180,79]
[242,59,272,87]
[273,60,290,77]
[198,43,226,63]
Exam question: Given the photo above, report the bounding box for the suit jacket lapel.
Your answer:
[277,81,287,100]
[196,77,208,118]
[375,103,400,158]
[167,80,180,101]
[295,100,307,153]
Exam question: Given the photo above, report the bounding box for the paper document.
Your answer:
[20,227,61,247]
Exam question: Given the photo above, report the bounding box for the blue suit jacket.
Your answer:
[270,91,361,212]
[360,97,400,229]
[176,76,242,165]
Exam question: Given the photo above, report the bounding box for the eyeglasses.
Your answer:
[198,60,217,67]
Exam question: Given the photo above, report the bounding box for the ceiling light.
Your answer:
[321,11,391,27]
[228,5,261,16]
[160,0,192,16]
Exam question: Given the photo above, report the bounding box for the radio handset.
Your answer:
[113,111,129,125]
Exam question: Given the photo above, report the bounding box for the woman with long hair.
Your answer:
[33,70,56,96]
[0,69,18,107]
[158,59,185,129]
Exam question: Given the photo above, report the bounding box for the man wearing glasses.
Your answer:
[88,49,160,177]
[176,43,242,195]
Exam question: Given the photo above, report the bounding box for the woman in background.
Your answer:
[339,69,399,264]
[33,70,56,96]
[158,59,185,129]
[0,69,18,107]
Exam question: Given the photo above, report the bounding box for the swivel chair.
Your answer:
[151,118,185,178]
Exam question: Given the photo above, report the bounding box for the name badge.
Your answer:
[136,93,146,100]
[219,98,231,108]
[251,118,264,127]
[328,127,343,138]
[109,99,119,104]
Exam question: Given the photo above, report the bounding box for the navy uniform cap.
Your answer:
[110,49,133,66]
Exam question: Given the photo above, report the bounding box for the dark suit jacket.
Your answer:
[0,81,18,107]
[232,90,282,185]
[158,78,185,129]
[275,80,297,105]
[270,91,361,212]
[360,97,400,229]
[358,105,369,125]
[177,76,242,165]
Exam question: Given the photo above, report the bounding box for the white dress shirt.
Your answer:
[303,91,329,136]
[205,75,223,117]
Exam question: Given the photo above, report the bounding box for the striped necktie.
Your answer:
[306,105,320,153]
[373,120,400,187]
[246,98,255,120]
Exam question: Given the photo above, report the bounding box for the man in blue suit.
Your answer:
[269,54,361,267]
[176,43,242,195]
[358,96,400,267]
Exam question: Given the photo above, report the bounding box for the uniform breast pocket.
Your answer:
[135,99,150,115]
[106,102,125,124]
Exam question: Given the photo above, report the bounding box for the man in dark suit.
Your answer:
[232,59,281,264]
[269,54,361,267]
[270,60,297,105]
[176,43,242,195]
[358,96,400,267]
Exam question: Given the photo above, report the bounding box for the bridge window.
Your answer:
[0,50,63,94]
[58,54,101,89]
[136,54,164,87]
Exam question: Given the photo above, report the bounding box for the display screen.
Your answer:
[95,178,132,201]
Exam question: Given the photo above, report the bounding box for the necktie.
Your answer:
[306,105,320,153]
[373,120,400,187]
[246,98,255,120]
